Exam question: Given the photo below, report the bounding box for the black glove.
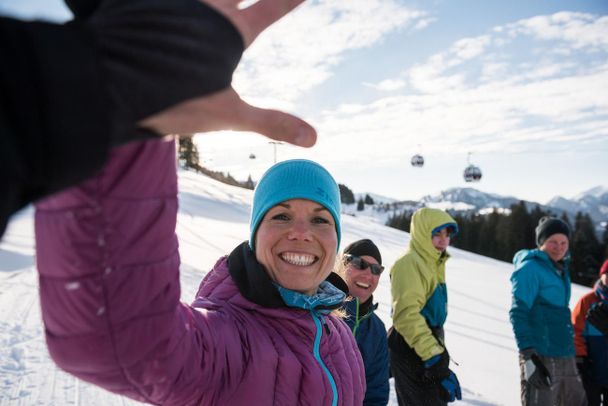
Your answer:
[521,349,552,388]
[587,302,608,335]
[87,0,245,144]
[423,351,462,403]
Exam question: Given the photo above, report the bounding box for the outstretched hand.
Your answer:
[139,0,317,148]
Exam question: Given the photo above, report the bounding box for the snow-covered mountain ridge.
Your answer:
[548,185,608,224]
[353,186,607,228]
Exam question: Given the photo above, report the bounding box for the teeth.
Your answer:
[356,282,370,289]
[281,253,316,266]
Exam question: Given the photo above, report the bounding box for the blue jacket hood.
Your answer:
[513,248,570,269]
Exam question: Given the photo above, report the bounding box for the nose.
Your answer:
[360,267,374,279]
[287,219,313,241]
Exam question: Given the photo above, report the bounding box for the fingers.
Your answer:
[240,0,306,46]
[139,87,317,148]
[233,99,317,147]
[201,0,306,48]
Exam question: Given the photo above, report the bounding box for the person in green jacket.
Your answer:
[388,207,461,405]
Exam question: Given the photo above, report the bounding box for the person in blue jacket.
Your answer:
[342,239,390,406]
[509,216,586,406]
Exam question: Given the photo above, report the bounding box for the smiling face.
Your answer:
[540,233,569,262]
[345,255,380,302]
[254,199,338,295]
[431,227,452,253]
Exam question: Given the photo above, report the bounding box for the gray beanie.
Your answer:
[535,216,570,247]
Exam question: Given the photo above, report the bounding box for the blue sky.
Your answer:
[3,0,607,204]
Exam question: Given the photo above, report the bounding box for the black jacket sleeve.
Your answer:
[0,0,244,236]
[0,16,110,235]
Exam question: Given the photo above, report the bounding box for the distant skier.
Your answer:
[35,139,365,405]
[342,239,390,405]
[388,207,462,405]
[509,216,586,406]
[572,259,608,406]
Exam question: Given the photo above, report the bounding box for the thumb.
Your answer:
[233,99,317,148]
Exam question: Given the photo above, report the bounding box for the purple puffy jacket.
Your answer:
[35,139,365,405]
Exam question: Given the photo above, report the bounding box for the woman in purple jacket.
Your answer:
[35,139,365,405]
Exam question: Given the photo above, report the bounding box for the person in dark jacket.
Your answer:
[342,238,390,406]
[0,0,315,238]
[572,259,608,406]
[509,216,586,406]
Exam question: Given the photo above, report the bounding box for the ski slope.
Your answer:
[0,169,590,405]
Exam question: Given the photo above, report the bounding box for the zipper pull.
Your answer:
[322,316,330,335]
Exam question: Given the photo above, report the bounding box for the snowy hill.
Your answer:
[0,169,591,406]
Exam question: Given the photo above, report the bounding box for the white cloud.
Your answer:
[413,17,437,31]
[451,36,492,62]
[310,11,608,165]
[233,0,429,107]
[363,79,407,91]
[504,12,608,50]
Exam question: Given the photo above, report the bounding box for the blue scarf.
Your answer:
[277,281,346,315]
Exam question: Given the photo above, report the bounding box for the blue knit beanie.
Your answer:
[249,159,341,251]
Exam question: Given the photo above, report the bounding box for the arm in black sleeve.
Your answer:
[0,16,110,235]
[0,0,244,236]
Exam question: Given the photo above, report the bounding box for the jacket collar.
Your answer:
[514,248,571,270]
[357,295,377,318]
[228,241,348,311]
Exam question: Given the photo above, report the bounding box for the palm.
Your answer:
[140,0,316,148]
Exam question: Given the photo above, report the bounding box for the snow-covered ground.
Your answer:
[0,169,590,405]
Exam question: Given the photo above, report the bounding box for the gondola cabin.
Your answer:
[463,165,482,182]
[411,154,424,167]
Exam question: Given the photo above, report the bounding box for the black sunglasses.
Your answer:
[345,255,384,276]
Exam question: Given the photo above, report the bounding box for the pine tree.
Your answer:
[478,210,501,259]
[178,136,200,170]
[356,198,365,211]
[244,175,255,190]
[339,184,355,204]
[364,194,375,205]
[387,210,412,232]
[570,212,602,286]
[506,201,534,256]
[602,223,608,258]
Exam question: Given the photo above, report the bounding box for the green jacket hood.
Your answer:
[408,208,457,265]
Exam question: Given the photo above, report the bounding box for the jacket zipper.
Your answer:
[352,298,361,336]
[311,311,338,406]
[352,298,372,337]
